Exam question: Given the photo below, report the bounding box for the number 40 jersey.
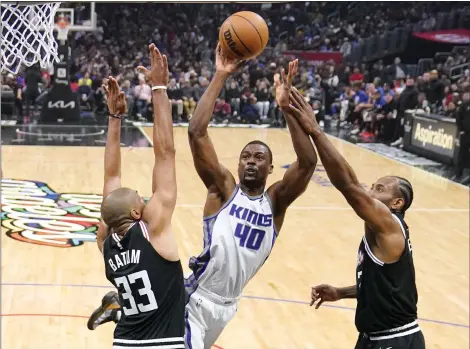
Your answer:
[188,185,278,299]
[103,221,185,347]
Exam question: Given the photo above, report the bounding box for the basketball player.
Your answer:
[286,89,425,349]
[93,44,186,349]
[88,47,318,349]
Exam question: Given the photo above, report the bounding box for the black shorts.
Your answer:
[355,322,425,349]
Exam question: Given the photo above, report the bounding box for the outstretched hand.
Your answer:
[103,77,127,116]
[274,59,298,109]
[137,43,169,87]
[310,284,341,309]
[215,43,245,74]
[288,87,320,136]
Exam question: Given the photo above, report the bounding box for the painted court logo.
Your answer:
[1,179,101,247]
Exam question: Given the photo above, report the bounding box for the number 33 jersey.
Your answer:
[188,185,277,299]
[103,221,185,345]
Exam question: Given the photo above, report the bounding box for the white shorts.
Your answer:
[184,285,239,349]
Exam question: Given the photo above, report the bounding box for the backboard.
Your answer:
[53,1,97,32]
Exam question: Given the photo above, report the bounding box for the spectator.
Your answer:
[362,89,386,138]
[23,63,42,121]
[391,78,419,147]
[70,77,79,92]
[77,80,94,110]
[349,67,364,84]
[79,72,92,87]
[427,70,445,107]
[416,92,431,114]
[3,73,23,118]
[134,78,152,119]
[241,96,259,124]
[376,93,398,142]
[225,80,241,116]
[255,80,270,120]
[167,78,184,121]
[181,81,196,120]
[444,101,458,117]
[213,98,231,123]
[240,82,253,108]
[349,82,369,134]
[390,57,407,81]
[121,80,135,118]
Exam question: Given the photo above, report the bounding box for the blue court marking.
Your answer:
[3,282,469,329]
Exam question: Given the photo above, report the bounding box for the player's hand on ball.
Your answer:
[137,44,169,87]
[274,59,298,109]
[215,43,244,74]
[288,87,320,135]
[310,284,341,309]
[103,76,127,116]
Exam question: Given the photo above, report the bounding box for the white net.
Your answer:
[1,2,61,75]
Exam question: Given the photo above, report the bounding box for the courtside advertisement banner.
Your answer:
[410,115,458,159]
[413,29,470,44]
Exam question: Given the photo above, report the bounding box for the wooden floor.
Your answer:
[2,127,469,349]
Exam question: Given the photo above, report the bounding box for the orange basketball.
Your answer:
[219,11,269,60]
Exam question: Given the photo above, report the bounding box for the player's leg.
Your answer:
[87,291,121,330]
[202,326,224,349]
[202,301,238,349]
[184,294,206,349]
[409,331,426,349]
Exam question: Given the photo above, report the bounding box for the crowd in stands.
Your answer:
[1,2,469,150]
[330,51,470,147]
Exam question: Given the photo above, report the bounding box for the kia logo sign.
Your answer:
[47,101,76,109]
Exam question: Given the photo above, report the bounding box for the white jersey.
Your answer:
[187,185,277,299]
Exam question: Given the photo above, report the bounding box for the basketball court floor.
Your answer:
[1,125,469,349]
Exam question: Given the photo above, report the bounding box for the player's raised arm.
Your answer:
[138,44,177,258]
[102,77,127,198]
[188,44,242,198]
[97,77,128,251]
[288,88,403,260]
[267,60,317,223]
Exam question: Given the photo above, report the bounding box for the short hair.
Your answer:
[243,140,273,164]
[394,176,414,215]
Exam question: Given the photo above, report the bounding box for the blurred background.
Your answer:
[1,1,470,184]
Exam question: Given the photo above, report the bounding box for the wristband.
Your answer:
[152,85,167,91]
[109,113,122,119]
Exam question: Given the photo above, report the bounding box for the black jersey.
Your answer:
[355,213,418,333]
[103,221,185,348]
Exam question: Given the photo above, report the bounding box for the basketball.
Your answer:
[219,11,269,60]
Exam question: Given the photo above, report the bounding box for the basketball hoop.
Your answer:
[55,14,70,42]
[1,2,61,75]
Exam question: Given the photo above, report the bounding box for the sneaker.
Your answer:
[391,137,403,147]
[87,291,120,330]
[350,127,360,135]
